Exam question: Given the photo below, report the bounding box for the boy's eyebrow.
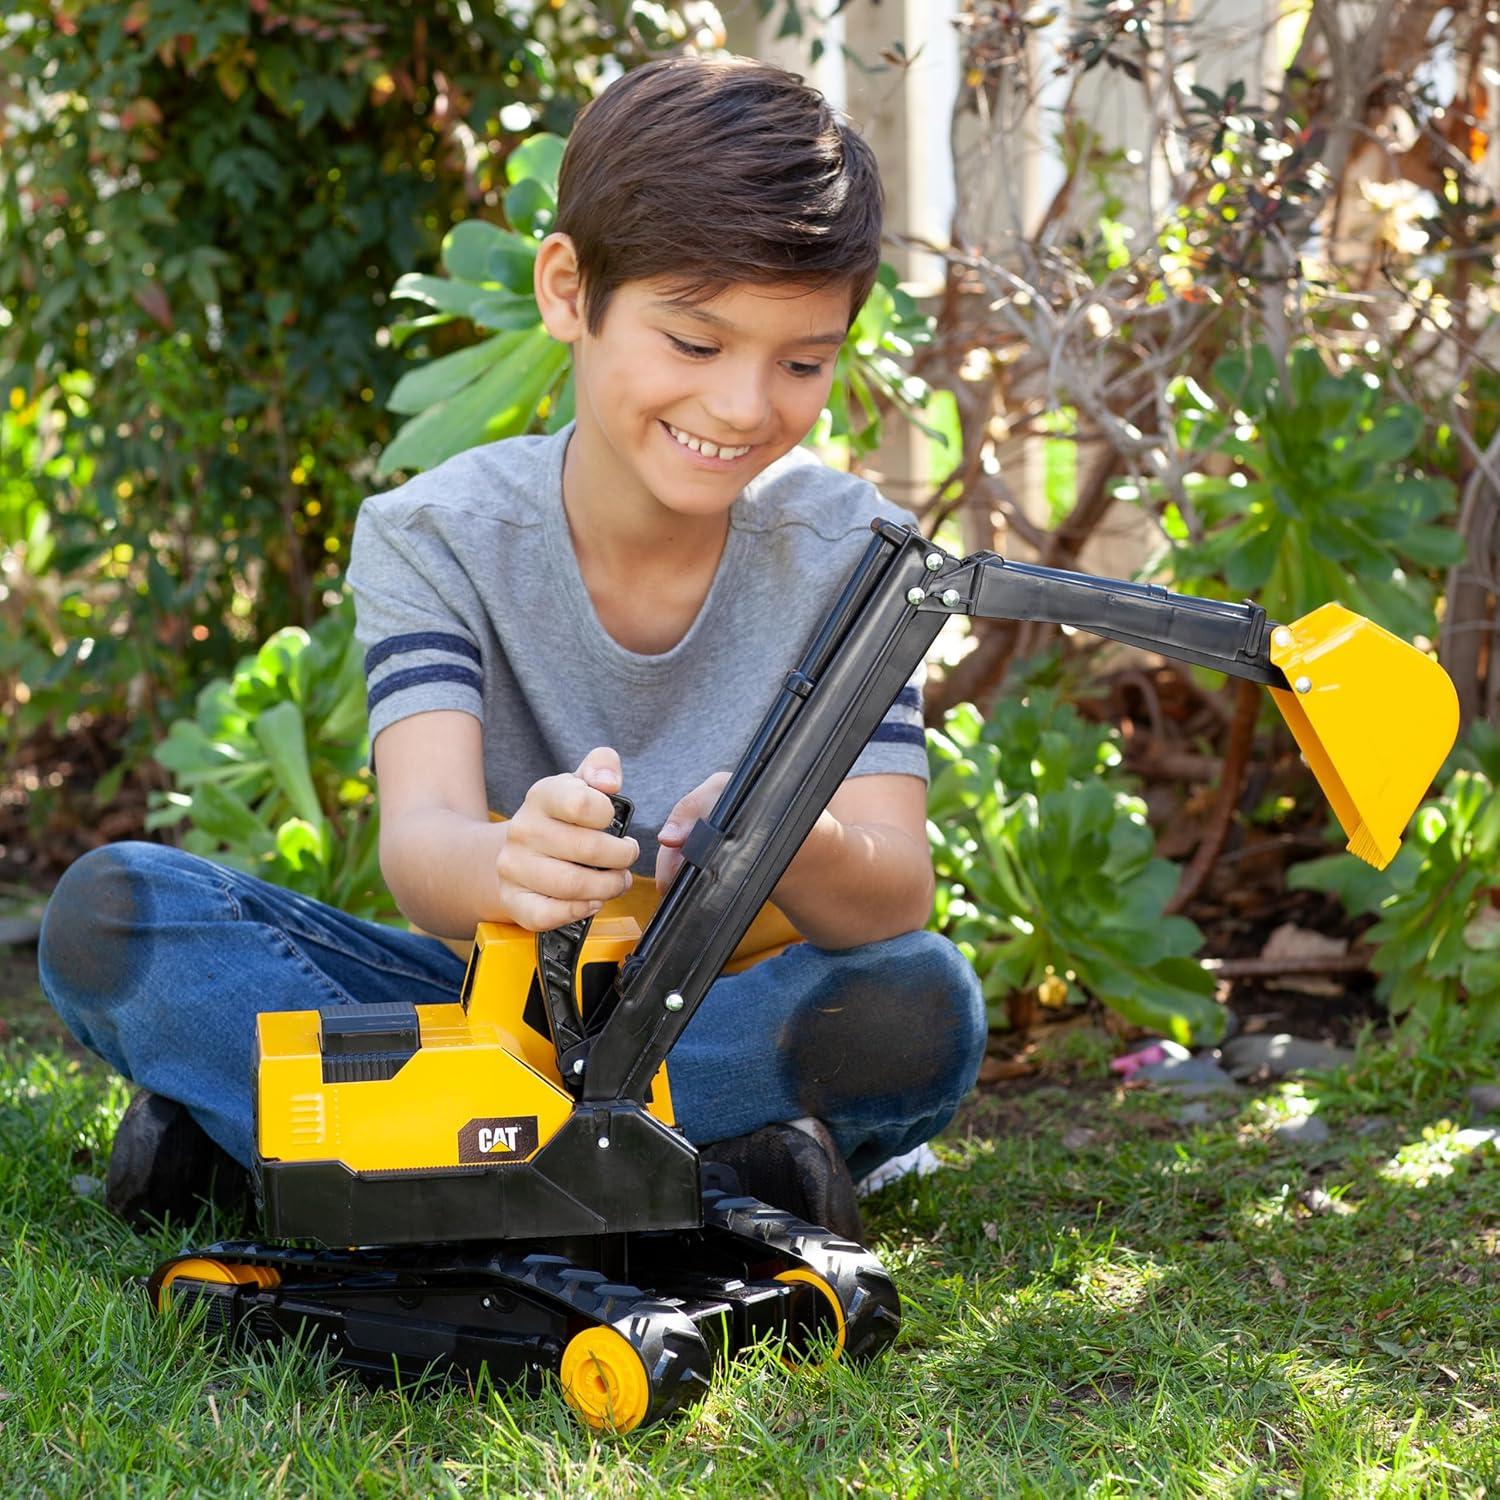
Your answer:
[653,301,847,347]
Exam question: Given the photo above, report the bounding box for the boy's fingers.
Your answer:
[507,892,605,933]
[659,771,731,845]
[536,772,617,829]
[575,746,622,792]
[655,844,684,891]
[531,824,638,869]
[505,847,632,904]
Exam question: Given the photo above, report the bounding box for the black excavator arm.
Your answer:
[577,520,1290,1105]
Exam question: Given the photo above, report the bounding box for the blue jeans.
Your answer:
[38,843,987,1179]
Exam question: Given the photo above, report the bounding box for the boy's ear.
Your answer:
[535,232,585,343]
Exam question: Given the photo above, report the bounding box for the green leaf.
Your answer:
[274,816,333,872]
[377,326,565,476]
[153,719,246,778]
[185,781,269,850]
[388,274,498,322]
[504,133,566,195]
[441,221,537,292]
[253,700,323,827]
[467,292,542,332]
[503,177,555,239]
[1355,407,1421,466]
[386,334,518,417]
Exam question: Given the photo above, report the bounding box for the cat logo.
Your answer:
[457,1115,540,1165]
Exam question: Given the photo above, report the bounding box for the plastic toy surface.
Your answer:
[148,521,1457,1432]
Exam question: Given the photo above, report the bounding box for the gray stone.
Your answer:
[1176,1100,1216,1126]
[0,916,42,947]
[1297,1186,1354,1216]
[1468,1085,1500,1121]
[1271,1115,1331,1148]
[1134,1054,1242,1096]
[1220,1034,1354,1080]
[70,1174,104,1200]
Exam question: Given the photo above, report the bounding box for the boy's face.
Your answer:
[550,262,850,522]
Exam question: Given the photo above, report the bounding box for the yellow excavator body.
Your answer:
[1268,603,1459,871]
[257,916,672,1173]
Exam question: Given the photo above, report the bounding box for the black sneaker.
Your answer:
[701,1117,864,1244]
[105,1089,253,1232]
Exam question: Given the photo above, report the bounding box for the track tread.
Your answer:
[698,1189,902,1363]
[149,1237,713,1428]
[149,1185,899,1422]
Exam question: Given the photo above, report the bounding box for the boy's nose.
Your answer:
[702,365,771,434]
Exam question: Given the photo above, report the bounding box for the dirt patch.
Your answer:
[0,942,77,1050]
[0,713,160,889]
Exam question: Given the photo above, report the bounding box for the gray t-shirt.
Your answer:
[347,423,927,876]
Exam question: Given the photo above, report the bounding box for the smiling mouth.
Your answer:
[663,421,753,461]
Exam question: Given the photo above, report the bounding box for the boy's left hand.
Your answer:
[655,771,731,890]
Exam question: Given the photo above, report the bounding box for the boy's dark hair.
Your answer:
[554,56,883,333]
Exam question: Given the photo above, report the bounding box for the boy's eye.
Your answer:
[667,334,717,359]
[784,361,825,379]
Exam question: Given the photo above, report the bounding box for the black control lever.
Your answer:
[534,793,633,1095]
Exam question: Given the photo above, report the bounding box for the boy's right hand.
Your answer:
[495,747,638,932]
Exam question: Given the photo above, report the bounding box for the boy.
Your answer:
[39,56,986,1241]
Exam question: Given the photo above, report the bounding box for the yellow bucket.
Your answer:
[1268,603,1458,870]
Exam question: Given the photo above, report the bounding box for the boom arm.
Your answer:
[579,521,1289,1104]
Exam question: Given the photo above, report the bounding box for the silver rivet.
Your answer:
[1295,675,1312,694]
[1272,626,1293,649]
[941,589,960,607]
[907,587,926,605]
[925,553,943,571]
[482,1296,493,1308]
[572,1058,584,1074]
[597,1136,610,1150]
[665,992,684,1012]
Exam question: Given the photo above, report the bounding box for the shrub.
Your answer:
[926,685,1220,1044]
[1149,344,1461,638]
[0,1,635,743]
[1290,723,1500,1040]
[148,601,393,922]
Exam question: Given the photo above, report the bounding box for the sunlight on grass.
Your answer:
[1244,1079,1318,1129]
[5,1041,1500,1494]
[1381,1120,1500,1187]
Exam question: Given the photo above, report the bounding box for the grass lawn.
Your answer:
[2,1000,1498,1497]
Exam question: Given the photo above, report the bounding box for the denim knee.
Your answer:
[37,841,200,1053]
[904,929,988,1101]
[787,929,987,1124]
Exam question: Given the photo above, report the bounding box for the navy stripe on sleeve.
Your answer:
[868,721,927,748]
[367,663,483,714]
[364,631,482,675]
[894,684,921,712]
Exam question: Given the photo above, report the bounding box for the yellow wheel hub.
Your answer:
[560,1327,651,1434]
[775,1266,847,1361]
[156,1257,280,1313]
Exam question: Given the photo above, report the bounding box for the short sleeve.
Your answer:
[347,500,484,744]
[848,659,929,782]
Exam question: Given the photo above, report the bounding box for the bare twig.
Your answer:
[1203,948,1373,979]
[1166,677,1260,915]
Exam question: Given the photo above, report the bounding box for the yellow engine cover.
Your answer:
[257,916,673,1172]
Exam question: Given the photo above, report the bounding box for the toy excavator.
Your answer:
[147,520,1457,1432]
